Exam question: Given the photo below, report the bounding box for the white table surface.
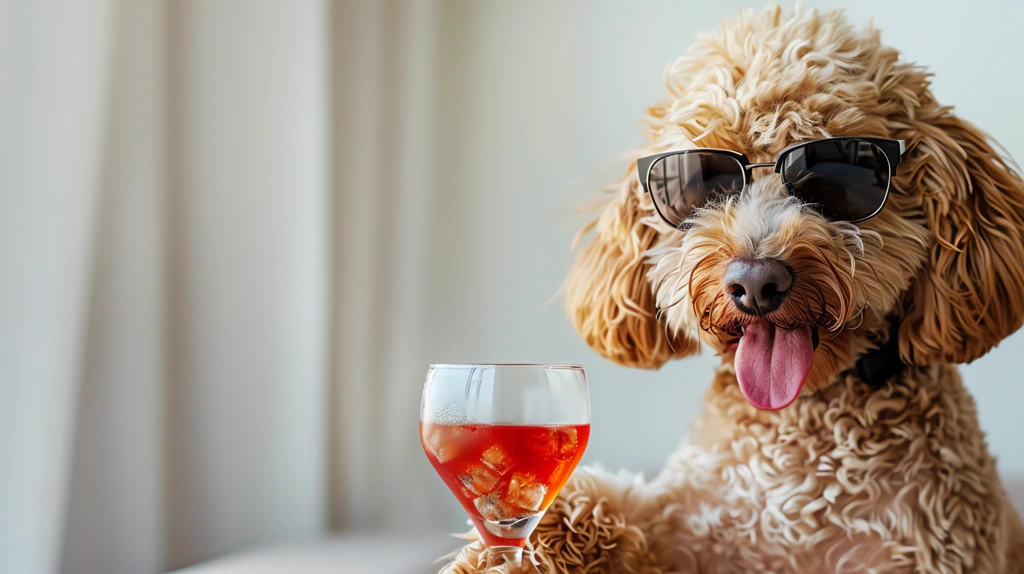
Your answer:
[170,532,462,574]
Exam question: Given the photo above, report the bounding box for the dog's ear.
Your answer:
[565,174,698,369]
[899,107,1024,365]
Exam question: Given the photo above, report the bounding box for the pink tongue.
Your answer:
[734,323,814,410]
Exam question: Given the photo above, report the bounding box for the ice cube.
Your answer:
[459,465,500,496]
[481,444,512,475]
[505,472,547,512]
[424,424,475,463]
[523,426,579,461]
[552,427,578,460]
[424,425,451,462]
[474,493,528,521]
[425,431,446,462]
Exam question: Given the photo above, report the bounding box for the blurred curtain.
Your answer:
[0,1,440,573]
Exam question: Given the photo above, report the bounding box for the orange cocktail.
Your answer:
[421,422,590,547]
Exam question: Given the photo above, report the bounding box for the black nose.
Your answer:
[724,258,793,315]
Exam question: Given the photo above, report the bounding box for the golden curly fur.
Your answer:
[446,5,1024,572]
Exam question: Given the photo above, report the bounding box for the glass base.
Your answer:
[480,512,542,541]
[483,546,523,568]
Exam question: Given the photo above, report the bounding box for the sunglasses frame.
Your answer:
[637,137,907,227]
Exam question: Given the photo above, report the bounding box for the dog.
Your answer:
[446,5,1024,572]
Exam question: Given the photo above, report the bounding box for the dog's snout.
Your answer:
[724,258,793,315]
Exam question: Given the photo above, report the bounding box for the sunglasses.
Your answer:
[637,137,907,228]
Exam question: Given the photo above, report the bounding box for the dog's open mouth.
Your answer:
[732,322,818,410]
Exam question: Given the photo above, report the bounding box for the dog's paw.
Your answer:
[439,468,662,573]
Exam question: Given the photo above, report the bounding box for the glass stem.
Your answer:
[483,546,523,569]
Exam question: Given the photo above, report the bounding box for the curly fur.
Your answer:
[446,4,1024,572]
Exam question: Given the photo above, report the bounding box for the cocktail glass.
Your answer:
[420,364,590,568]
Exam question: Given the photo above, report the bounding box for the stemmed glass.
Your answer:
[420,364,590,568]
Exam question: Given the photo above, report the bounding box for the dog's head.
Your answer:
[566,6,1024,408]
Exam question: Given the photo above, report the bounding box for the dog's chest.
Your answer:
[648,365,1008,572]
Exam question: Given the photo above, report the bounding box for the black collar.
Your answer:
[852,321,906,387]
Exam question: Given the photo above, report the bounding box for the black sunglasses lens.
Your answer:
[648,152,745,227]
[781,140,890,221]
